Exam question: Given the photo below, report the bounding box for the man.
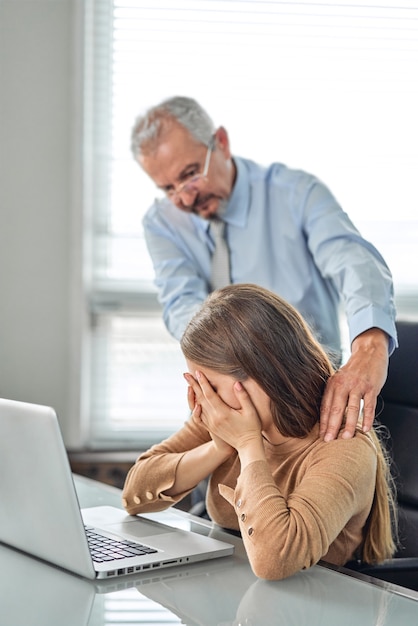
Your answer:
[131,96,397,442]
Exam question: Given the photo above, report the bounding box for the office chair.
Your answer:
[346,319,418,591]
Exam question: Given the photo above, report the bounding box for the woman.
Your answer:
[122,284,396,580]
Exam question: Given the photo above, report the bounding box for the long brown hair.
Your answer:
[181,284,397,563]
[181,284,333,437]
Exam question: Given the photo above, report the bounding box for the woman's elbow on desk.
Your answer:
[249,555,316,581]
[243,535,319,581]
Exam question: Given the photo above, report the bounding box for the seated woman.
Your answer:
[122,284,397,580]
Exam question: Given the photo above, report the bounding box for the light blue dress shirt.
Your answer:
[143,157,397,357]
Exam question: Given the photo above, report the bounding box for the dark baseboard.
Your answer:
[67,450,192,512]
[68,450,139,490]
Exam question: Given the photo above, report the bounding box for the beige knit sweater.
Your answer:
[122,420,377,580]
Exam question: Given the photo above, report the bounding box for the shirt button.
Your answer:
[133,495,141,504]
[248,527,254,536]
[236,499,242,508]
[240,513,246,522]
[146,490,154,500]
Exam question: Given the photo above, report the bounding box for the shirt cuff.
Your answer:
[348,305,398,355]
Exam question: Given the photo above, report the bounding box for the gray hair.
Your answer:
[131,96,215,160]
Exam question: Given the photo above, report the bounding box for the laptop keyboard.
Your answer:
[85,527,158,563]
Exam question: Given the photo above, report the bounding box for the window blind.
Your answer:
[85,0,418,448]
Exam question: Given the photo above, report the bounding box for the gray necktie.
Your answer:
[210,218,230,290]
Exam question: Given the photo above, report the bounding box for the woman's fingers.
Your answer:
[195,370,218,400]
[184,373,201,409]
[192,401,202,423]
[186,382,196,411]
[233,381,256,413]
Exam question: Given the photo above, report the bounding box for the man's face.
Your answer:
[138,122,236,220]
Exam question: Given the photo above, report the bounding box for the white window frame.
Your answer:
[77,0,418,450]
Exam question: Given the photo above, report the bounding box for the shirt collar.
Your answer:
[223,157,250,228]
[191,157,250,233]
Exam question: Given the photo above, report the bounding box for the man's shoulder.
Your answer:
[143,197,187,226]
[143,196,174,221]
[236,156,318,188]
[142,197,204,236]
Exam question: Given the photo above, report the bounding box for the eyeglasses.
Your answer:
[166,136,215,198]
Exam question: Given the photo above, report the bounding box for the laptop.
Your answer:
[0,398,234,580]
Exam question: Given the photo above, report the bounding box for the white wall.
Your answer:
[0,0,83,444]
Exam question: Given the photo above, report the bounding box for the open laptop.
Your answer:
[0,398,234,580]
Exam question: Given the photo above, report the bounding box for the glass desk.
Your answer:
[1,475,417,626]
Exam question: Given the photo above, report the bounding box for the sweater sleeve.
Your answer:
[122,417,211,515]
[218,435,377,580]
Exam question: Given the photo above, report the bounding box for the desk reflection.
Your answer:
[134,558,418,626]
[2,541,417,626]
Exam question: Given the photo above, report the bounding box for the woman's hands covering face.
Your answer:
[184,370,263,454]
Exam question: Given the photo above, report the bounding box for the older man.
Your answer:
[131,96,397,442]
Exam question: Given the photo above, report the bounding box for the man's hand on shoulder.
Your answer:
[320,328,389,441]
